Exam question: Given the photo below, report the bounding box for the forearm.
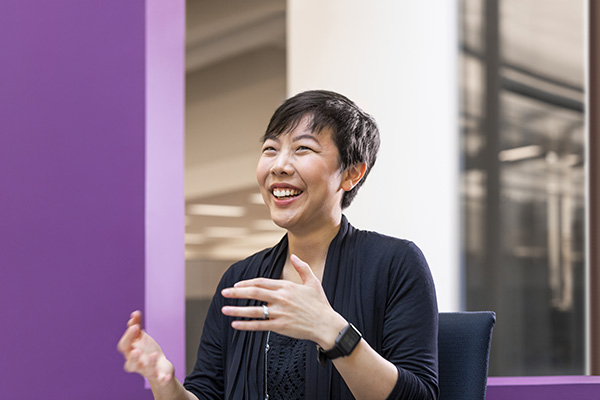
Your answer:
[331,339,398,400]
[315,315,398,400]
[149,377,197,400]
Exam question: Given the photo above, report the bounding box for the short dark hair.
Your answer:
[262,90,380,209]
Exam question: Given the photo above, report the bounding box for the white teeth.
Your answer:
[273,188,301,198]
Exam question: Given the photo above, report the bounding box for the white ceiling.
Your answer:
[186,0,285,73]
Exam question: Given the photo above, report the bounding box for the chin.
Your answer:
[270,217,293,231]
[269,211,298,231]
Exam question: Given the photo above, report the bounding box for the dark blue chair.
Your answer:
[438,312,496,400]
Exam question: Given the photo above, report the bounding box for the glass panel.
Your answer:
[459,0,585,376]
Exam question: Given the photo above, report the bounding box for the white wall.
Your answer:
[288,0,460,311]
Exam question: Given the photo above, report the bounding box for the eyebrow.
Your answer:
[263,133,321,144]
[293,134,321,144]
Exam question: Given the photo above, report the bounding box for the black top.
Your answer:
[184,215,439,400]
[265,332,306,400]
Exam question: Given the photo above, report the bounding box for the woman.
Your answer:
[118,90,439,400]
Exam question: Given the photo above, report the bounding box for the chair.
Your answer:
[438,312,496,400]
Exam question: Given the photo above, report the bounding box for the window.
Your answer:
[459,0,586,375]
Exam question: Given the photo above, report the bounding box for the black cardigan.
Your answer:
[184,216,439,400]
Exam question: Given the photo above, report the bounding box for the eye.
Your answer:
[262,145,277,154]
[296,145,313,152]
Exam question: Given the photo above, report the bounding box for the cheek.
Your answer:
[256,159,269,183]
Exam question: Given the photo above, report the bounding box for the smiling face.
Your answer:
[256,116,350,235]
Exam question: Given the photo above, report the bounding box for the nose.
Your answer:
[271,151,294,176]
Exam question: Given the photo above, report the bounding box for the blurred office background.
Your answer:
[183,0,287,374]
[183,0,586,378]
[459,0,585,376]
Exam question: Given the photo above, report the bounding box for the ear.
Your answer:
[341,163,367,192]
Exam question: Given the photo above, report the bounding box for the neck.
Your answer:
[286,214,342,274]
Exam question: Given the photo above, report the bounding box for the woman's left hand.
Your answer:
[220,254,346,348]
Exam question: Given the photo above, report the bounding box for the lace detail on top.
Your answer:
[266,332,306,400]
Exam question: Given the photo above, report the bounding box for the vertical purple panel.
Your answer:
[0,0,183,398]
[145,0,186,384]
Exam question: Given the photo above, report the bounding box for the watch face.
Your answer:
[340,330,357,349]
[338,323,362,354]
[318,323,363,364]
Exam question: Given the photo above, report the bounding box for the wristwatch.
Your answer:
[317,323,362,365]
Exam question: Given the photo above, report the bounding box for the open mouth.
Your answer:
[272,188,303,199]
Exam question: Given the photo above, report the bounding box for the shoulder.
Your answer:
[352,227,426,264]
[349,227,433,287]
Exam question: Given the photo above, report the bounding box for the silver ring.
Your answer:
[262,305,270,320]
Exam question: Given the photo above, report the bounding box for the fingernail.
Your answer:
[222,289,230,296]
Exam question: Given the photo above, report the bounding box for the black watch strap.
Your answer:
[317,323,362,365]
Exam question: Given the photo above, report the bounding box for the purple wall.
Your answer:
[0,1,183,398]
[487,376,600,400]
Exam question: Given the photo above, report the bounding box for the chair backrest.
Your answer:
[438,311,496,400]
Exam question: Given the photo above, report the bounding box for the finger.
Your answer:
[230,319,272,331]
[233,277,283,289]
[221,286,276,303]
[148,352,160,378]
[222,305,268,319]
[124,348,142,372]
[290,254,319,286]
[117,324,140,354]
[127,310,142,328]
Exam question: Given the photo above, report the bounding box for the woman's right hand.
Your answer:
[117,310,174,386]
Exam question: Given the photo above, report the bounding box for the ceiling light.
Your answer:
[185,233,206,244]
[565,154,580,166]
[205,226,249,238]
[253,219,283,231]
[498,145,543,162]
[185,249,203,260]
[187,204,246,217]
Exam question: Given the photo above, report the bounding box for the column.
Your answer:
[288,0,460,310]
[0,1,185,397]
